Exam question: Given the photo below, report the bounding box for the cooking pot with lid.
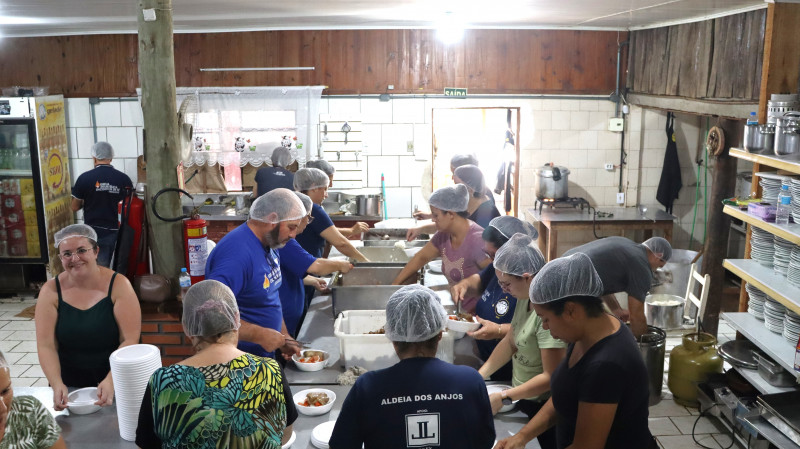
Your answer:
[774,111,800,156]
[534,163,570,200]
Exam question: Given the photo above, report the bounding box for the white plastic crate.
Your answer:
[333,310,455,371]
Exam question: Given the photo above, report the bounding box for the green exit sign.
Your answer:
[444,87,467,97]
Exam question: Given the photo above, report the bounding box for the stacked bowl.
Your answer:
[789,247,800,287]
[791,179,800,222]
[109,344,162,441]
[784,310,800,342]
[310,421,337,449]
[773,236,794,276]
[763,299,787,334]
[750,228,775,267]
[745,284,767,320]
[758,175,783,204]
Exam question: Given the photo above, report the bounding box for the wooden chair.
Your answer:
[683,262,711,332]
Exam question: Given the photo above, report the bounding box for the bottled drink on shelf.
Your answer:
[179,267,191,301]
[746,111,757,125]
[776,180,792,225]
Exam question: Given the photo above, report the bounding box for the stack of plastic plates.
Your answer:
[751,228,775,267]
[784,309,800,342]
[773,236,794,276]
[109,344,162,441]
[745,283,767,320]
[763,298,787,334]
[791,179,800,223]
[311,421,336,449]
[789,247,800,288]
[759,177,783,204]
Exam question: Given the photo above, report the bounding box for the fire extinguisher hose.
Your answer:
[151,187,193,222]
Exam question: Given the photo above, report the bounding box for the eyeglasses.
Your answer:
[498,279,512,289]
[59,247,91,259]
[306,214,315,224]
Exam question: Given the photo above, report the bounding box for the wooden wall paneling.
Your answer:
[665,26,681,96]
[677,21,712,98]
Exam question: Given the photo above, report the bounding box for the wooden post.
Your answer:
[137,0,183,280]
[700,119,740,336]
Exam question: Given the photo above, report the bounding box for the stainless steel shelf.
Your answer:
[743,416,800,449]
[721,312,799,381]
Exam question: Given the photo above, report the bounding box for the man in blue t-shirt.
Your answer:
[70,142,133,267]
[253,146,295,199]
[206,188,306,358]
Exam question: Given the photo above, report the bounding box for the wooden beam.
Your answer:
[627,93,756,119]
[757,2,800,123]
[137,0,184,282]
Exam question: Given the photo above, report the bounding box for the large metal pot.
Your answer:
[774,111,800,156]
[534,164,570,200]
[650,249,699,296]
[743,123,774,154]
[637,325,666,406]
[644,294,685,329]
[356,194,382,216]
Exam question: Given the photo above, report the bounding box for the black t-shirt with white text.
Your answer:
[72,164,132,230]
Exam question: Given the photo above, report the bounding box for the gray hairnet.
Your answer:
[293,168,330,191]
[54,224,98,249]
[271,146,294,168]
[493,233,545,277]
[488,216,538,240]
[429,184,469,212]
[385,285,447,343]
[453,165,485,195]
[182,280,241,338]
[295,191,313,214]
[249,188,306,224]
[91,141,114,160]
[450,153,479,169]
[642,237,672,262]
[530,253,604,304]
[306,159,335,177]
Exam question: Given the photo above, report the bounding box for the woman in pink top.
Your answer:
[392,184,492,313]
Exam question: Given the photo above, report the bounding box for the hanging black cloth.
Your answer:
[656,112,682,214]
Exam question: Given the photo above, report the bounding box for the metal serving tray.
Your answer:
[362,240,428,248]
[331,285,405,317]
[354,246,411,264]
[757,391,800,446]
[329,266,418,287]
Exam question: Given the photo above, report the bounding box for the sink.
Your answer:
[182,204,235,215]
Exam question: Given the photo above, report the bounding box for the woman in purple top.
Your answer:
[392,184,491,313]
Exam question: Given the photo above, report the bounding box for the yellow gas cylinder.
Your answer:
[667,332,723,407]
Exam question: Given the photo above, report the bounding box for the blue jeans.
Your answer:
[93,227,117,268]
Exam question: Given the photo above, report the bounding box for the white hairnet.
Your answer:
[91,141,114,159]
[429,184,470,212]
[54,224,98,249]
[450,153,479,169]
[249,188,306,224]
[182,280,241,338]
[453,165,485,195]
[271,146,294,168]
[530,253,604,304]
[493,233,545,276]
[293,168,330,191]
[385,285,447,343]
[306,159,335,177]
[642,237,672,262]
[295,191,313,214]
[488,216,538,240]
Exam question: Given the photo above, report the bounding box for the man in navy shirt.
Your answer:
[329,285,496,449]
[253,146,295,199]
[71,141,133,267]
[206,188,306,358]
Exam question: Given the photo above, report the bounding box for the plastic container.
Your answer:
[178,268,191,300]
[756,353,796,387]
[333,310,455,371]
[776,181,792,225]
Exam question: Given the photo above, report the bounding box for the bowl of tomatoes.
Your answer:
[293,388,336,416]
[292,349,329,372]
[446,312,480,333]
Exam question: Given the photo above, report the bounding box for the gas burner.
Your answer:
[535,196,591,213]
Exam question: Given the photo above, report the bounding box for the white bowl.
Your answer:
[67,387,102,415]
[486,384,517,413]
[446,314,480,333]
[292,349,329,372]
[282,431,297,449]
[293,388,336,416]
[428,260,443,273]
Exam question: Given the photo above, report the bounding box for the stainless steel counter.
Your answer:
[196,213,382,222]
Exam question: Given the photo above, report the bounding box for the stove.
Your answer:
[535,196,591,213]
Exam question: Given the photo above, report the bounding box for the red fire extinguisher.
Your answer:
[151,188,208,285]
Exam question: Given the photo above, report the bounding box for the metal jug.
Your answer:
[667,332,723,407]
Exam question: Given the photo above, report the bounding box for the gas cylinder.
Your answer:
[667,332,723,407]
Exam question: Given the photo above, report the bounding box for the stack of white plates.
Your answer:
[745,284,767,320]
[311,421,337,449]
[791,179,800,223]
[764,299,787,334]
[751,228,775,267]
[109,344,162,441]
[784,309,800,342]
[789,247,800,288]
[773,236,794,276]
[759,177,783,204]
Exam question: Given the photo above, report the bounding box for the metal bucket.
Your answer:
[644,294,686,329]
[638,325,666,406]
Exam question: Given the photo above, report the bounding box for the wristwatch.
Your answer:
[501,390,513,406]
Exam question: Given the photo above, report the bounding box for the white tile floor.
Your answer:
[0,296,745,448]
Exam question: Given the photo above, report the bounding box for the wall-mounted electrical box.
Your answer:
[608,118,624,132]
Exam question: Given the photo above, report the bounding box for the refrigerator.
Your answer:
[0,96,73,291]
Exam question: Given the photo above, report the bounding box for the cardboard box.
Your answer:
[23,210,37,225]
[6,224,26,244]
[26,241,40,257]
[19,178,34,195]
[8,242,27,257]
[21,194,36,211]
[24,226,39,242]
[1,194,22,215]
[747,202,777,221]
[5,212,23,226]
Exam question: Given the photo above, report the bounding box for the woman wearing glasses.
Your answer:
[34,224,141,411]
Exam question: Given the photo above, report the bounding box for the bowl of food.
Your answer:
[446,312,480,333]
[67,387,101,415]
[281,430,296,449]
[293,388,336,416]
[486,384,517,413]
[292,349,329,372]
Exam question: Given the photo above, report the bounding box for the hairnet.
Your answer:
[385,285,447,342]
[91,141,114,159]
[293,168,330,191]
[493,233,545,276]
[642,237,672,262]
[450,153,479,169]
[270,146,294,168]
[428,184,469,212]
[488,216,538,240]
[295,191,313,214]
[249,188,306,223]
[182,280,241,338]
[306,159,335,177]
[453,165,485,195]
[530,253,604,304]
[54,224,98,249]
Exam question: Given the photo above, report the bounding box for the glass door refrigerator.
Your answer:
[0,96,73,292]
